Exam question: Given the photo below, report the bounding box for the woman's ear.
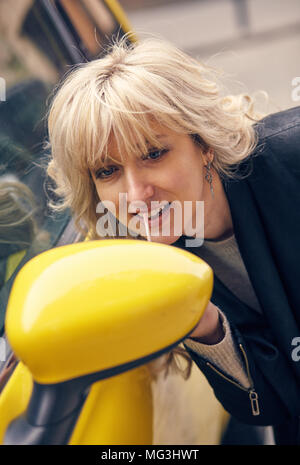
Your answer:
[192,134,213,156]
[191,134,214,167]
[203,148,214,167]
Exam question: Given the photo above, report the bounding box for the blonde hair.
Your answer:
[0,180,37,247]
[46,37,264,380]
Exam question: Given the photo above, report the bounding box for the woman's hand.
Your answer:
[188,301,224,345]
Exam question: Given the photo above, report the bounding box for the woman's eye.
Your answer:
[144,149,167,161]
[95,166,118,179]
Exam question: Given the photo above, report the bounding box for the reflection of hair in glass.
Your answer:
[0,180,50,287]
[0,180,37,247]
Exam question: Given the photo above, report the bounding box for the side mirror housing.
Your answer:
[6,239,213,384]
[3,239,213,444]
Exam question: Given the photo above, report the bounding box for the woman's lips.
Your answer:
[145,202,171,231]
[136,202,171,222]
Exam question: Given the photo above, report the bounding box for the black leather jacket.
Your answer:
[180,106,300,445]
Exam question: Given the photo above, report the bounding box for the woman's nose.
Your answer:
[125,169,155,205]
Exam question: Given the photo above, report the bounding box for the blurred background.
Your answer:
[120,0,300,112]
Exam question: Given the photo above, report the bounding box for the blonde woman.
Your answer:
[47,38,300,445]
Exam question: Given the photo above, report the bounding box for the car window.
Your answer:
[0,57,70,336]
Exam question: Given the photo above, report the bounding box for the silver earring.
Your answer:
[205,161,214,198]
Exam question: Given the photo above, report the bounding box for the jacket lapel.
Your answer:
[223,175,300,365]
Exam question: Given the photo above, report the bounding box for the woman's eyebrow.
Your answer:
[144,135,170,149]
[154,134,169,140]
[95,156,120,168]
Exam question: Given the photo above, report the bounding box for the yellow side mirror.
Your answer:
[3,239,213,444]
[6,239,213,385]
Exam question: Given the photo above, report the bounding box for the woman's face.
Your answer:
[91,127,210,245]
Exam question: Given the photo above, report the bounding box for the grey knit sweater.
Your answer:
[184,233,262,389]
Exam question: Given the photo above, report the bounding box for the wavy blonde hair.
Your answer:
[0,180,37,247]
[46,37,264,380]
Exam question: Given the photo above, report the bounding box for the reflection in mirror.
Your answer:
[0,179,50,289]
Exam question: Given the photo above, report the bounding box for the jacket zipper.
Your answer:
[206,343,260,416]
